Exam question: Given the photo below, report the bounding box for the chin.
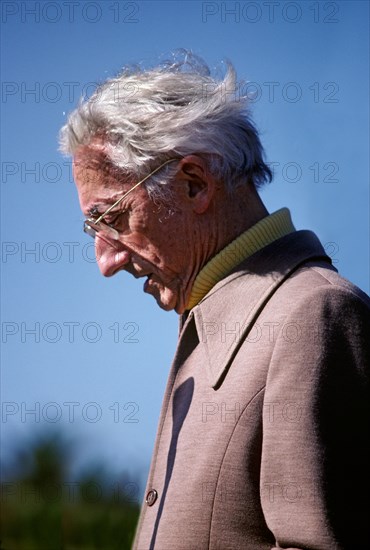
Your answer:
[150,288,178,312]
[146,279,184,313]
[157,300,175,312]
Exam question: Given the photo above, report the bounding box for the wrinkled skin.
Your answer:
[73,147,268,313]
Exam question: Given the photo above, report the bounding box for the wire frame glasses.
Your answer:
[83,158,180,241]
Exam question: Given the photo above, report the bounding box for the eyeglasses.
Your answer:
[83,158,180,241]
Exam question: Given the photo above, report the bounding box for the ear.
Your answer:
[175,155,217,214]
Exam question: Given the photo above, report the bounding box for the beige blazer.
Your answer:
[133,230,369,550]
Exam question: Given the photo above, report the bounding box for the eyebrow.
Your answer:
[87,202,123,218]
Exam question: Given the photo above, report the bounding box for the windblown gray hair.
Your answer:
[59,50,272,202]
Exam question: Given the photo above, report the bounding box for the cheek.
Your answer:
[126,207,187,265]
[126,211,163,251]
[128,234,165,266]
[127,228,177,267]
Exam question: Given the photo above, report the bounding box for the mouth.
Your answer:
[143,273,153,292]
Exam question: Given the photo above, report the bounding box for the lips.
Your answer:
[143,274,153,292]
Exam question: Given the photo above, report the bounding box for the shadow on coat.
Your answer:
[149,377,194,550]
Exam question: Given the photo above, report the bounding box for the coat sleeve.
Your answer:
[260,284,370,550]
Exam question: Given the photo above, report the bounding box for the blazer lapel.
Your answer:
[191,230,332,389]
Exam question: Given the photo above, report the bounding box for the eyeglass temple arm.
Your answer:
[94,158,180,224]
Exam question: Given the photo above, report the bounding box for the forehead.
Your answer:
[73,147,125,189]
[73,147,132,213]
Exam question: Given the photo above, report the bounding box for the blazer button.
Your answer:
[146,489,158,506]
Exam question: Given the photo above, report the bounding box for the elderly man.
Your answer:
[60,53,369,549]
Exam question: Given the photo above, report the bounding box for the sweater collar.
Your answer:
[179,230,332,388]
[186,208,295,310]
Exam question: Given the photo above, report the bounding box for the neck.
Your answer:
[212,182,269,256]
[178,183,269,313]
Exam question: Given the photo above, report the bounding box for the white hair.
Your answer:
[59,49,272,201]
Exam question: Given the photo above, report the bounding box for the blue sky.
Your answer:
[1,0,369,496]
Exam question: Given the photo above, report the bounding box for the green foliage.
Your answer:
[1,432,140,549]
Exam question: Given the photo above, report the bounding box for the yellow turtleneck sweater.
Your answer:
[186,208,295,310]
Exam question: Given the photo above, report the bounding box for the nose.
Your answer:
[95,235,131,277]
